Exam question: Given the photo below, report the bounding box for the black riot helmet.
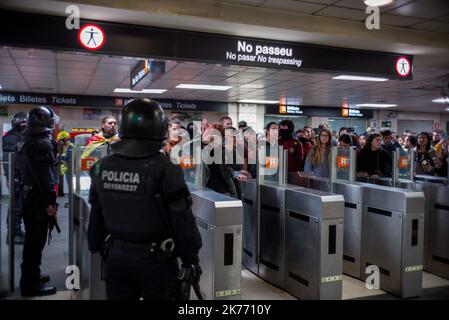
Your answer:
[24,106,60,134]
[11,112,28,132]
[119,98,168,141]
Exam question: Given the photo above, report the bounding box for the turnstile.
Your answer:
[190,189,243,300]
[241,180,258,275]
[285,187,344,300]
[426,185,449,279]
[72,192,105,300]
[359,183,425,298]
[288,174,364,279]
[358,176,449,280]
[258,183,302,288]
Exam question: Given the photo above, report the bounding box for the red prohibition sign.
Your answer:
[396,56,411,77]
[78,24,105,50]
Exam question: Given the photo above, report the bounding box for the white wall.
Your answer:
[374,110,448,133]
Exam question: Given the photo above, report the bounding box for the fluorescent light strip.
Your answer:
[432,97,449,104]
[355,103,397,108]
[113,88,167,94]
[239,84,265,89]
[238,99,280,104]
[332,75,389,82]
[364,0,394,7]
[176,84,232,91]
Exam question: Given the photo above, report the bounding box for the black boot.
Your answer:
[40,274,50,284]
[21,284,57,297]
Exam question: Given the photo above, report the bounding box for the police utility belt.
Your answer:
[112,236,176,259]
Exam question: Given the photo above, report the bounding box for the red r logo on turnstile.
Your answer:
[265,157,278,169]
[180,156,194,169]
[81,157,97,171]
[399,156,409,169]
[337,156,350,168]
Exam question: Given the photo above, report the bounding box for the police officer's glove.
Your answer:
[180,263,202,284]
[191,263,202,284]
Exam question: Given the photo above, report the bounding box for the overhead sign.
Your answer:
[381,120,392,128]
[279,105,303,115]
[341,108,364,118]
[131,60,150,88]
[225,40,302,69]
[0,92,115,107]
[395,57,411,77]
[0,92,228,113]
[78,24,105,50]
[1,10,414,80]
[266,104,373,118]
[130,60,166,89]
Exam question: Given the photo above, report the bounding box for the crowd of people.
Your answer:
[2,102,448,299]
[162,116,449,198]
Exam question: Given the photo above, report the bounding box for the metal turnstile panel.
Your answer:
[213,224,242,300]
[191,190,243,300]
[334,182,363,279]
[427,186,449,279]
[197,220,214,299]
[197,218,242,300]
[241,180,258,274]
[285,189,344,300]
[319,218,343,300]
[259,184,286,288]
[401,212,424,297]
[361,206,403,295]
[285,209,320,300]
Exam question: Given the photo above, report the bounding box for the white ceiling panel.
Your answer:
[409,21,449,34]
[380,14,426,27]
[315,6,366,21]
[9,48,55,59]
[262,0,326,14]
[219,0,266,6]
[56,52,100,63]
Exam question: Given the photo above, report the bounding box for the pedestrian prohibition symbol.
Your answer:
[78,24,105,50]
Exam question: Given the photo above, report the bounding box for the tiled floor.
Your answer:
[1,195,448,300]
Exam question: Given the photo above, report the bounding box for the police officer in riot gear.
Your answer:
[88,98,202,300]
[16,106,59,297]
[2,112,27,244]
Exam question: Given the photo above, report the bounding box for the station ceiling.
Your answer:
[1,47,448,113]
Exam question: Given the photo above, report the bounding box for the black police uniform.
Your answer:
[88,98,202,300]
[16,107,58,296]
[2,113,27,242]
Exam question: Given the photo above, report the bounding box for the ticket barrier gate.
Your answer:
[426,184,449,279]
[288,173,364,279]
[241,180,259,275]
[357,176,449,280]
[72,192,105,300]
[190,188,243,300]
[284,188,344,300]
[258,182,304,288]
[358,183,425,298]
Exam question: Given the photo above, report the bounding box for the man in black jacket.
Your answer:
[16,106,59,297]
[2,112,27,244]
[88,98,202,300]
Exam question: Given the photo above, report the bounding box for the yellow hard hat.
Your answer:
[57,131,70,140]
